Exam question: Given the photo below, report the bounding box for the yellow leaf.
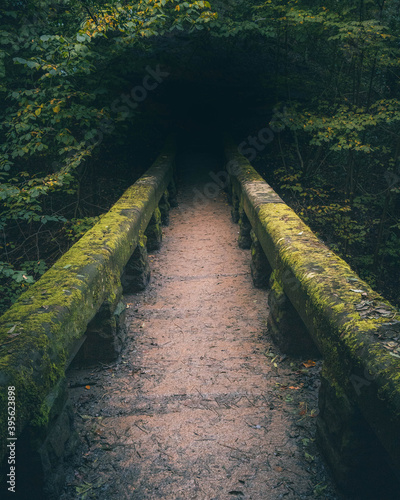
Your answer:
[53,105,60,113]
[175,4,180,10]
[35,108,41,116]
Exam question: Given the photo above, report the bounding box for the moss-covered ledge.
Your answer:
[225,137,400,480]
[0,139,175,463]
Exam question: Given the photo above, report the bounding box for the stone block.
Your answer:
[267,275,318,356]
[238,206,252,249]
[121,235,150,293]
[250,229,272,288]
[145,207,162,251]
[168,179,178,207]
[316,366,400,499]
[159,190,170,226]
[78,288,126,363]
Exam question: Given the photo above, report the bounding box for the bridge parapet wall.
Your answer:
[0,139,175,496]
[225,137,400,497]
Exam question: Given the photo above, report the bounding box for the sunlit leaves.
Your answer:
[80,0,217,40]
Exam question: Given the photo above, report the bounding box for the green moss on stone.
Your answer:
[224,135,400,462]
[0,141,175,461]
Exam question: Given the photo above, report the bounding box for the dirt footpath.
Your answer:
[62,145,342,499]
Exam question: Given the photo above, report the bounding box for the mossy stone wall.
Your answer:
[0,139,175,466]
[224,136,400,487]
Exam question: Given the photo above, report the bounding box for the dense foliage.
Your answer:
[216,0,400,305]
[258,0,400,305]
[0,0,399,311]
[0,0,216,312]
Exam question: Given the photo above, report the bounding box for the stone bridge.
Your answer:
[0,136,399,499]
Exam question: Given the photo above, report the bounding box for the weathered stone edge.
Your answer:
[225,137,400,472]
[0,140,175,461]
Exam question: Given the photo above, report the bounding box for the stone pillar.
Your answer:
[121,235,150,293]
[159,190,170,226]
[145,207,162,251]
[250,229,272,288]
[168,179,178,207]
[238,205,252,249]
[39,397,78,498]
[231,189,240,223]
[15,379,79,499]
[267,273,317,356]
[316,366,399,498]
[78,286,127,364]
[226,176,233,204]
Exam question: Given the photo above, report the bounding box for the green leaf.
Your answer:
[13,57,27,65]
[26,61,40,69]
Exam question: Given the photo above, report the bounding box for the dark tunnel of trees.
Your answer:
[1,0,400,312]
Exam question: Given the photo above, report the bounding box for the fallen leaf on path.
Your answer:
[305,452,315,462]
[299,402,307,416]
[85,385,91,390]
[302,360,316,368]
